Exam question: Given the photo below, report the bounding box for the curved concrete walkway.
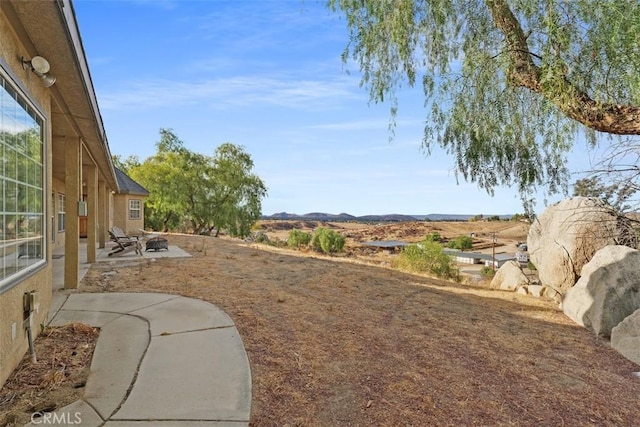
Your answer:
[37,293,251,426]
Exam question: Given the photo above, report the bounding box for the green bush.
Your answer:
[393,242,460,281]
[527,260,537,271]
[446,235,473,250]
[287,229,312,249]
[253,231,270,243]
[480,266,495,278]
[423,232,441,243]
[311,227,345,254]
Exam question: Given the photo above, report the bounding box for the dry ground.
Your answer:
[3,221,640,426]
[0,324,98,426]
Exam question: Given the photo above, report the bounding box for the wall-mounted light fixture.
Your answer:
[22,56,56,88]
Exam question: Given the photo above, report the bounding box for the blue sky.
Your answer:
[72,0,580,216]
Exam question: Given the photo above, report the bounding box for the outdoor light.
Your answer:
[22,56,56,87]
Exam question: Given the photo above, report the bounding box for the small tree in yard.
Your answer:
[288,229,312,249]
[311,228,345,254]
[394,242,460,281]
[447,235,474,251]
[423,232,441,243]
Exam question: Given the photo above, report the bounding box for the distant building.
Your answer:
[113,168,149,235]
[516,251,529,263]
[484,253,518,269]
[443,249,516,268]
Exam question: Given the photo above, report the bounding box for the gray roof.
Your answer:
[443,249,516,262]
[115,168,149,196]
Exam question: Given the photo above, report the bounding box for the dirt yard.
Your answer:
[3,221,640,426]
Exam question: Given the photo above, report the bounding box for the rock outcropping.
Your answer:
[528,197,637,294]
[611,309,640,366]
[490,261,529,291]
[562,245,640,337]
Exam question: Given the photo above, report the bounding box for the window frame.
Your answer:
[0,63,48,293]
[128,199,142,220]
[57,193,65,232]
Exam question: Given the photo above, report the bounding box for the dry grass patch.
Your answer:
[0,323,98,427]
[71,233,640,426]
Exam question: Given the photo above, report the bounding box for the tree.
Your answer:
[394,242,460,280]
[328,1,640,210]
[128,129,267,237]
[573,176,638,212]
[288,229,312,248]
[112,154,140,175]
[423,231,441,243]
[446,235,473,250]
[311,227,346,254]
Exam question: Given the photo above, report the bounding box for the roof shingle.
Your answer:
[115,168,149,196]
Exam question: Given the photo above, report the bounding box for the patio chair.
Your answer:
[108,226,142,257]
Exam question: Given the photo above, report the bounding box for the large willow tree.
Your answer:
[328,0,640,209]
[123,129,267,237]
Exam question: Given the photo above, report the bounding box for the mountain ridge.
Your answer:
[262,212,513,222]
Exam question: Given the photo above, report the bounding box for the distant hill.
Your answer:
[261,212,512,222]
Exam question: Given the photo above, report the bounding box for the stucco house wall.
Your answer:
[112,194,145,235]
[113,168,148,235]
[0,4,54,386]
[0,0,119,386]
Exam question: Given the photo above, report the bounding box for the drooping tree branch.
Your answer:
[486,0,640,135]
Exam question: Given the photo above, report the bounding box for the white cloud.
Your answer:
[98,75,361,112]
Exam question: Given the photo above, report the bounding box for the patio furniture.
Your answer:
[146,236,169,251]
[108,226,142,257]
[138,229,169,252]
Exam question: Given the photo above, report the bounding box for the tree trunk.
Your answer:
[485,0,640,135]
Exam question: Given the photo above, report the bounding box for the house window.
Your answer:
[129,199,141,220]
[57,193,65,231]
[0,72,46,289]
[51,191,55,243]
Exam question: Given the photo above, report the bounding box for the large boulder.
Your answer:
[611,309,640,366]
[562,245,640,337]
[528,197,637,294]
[490,260,529,291]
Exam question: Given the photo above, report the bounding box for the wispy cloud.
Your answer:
[98,75,361,111]
[185,1,341,53]
[306,119,389,131]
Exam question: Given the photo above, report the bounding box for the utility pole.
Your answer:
[492,232,496,271]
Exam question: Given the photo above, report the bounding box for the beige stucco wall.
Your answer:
[0,270,52,386]
[0,6,54,386]
[113,194,146,235]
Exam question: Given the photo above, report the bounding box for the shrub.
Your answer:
[446,235,473,250]
[480,266,495,278]
[423,232,441,243]
[311,227,345,254]
[253,231,270,243]
[267,237,286,248]
[287,229,312,249]
[394,242,460,281]
[527,260,537,271]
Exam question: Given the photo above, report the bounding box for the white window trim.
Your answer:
[57,193,66,232]
[129,199,142,220]
[0,63,48,293]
